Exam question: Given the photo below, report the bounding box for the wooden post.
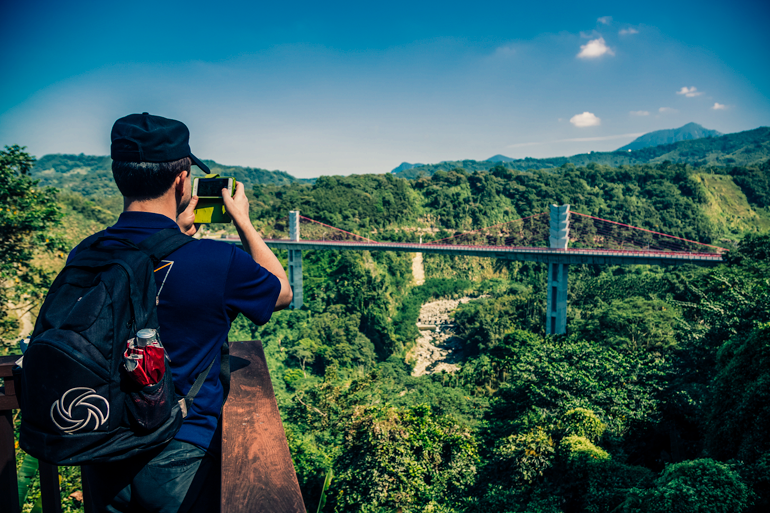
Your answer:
[221,341,305,512]
[0,411,19,513]
[39,462,62,513]
[1,356,20,513]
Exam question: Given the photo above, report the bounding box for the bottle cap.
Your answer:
[136,328,157,347]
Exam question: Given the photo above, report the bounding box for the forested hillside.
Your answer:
[31,153,304,197]
[3,143,770,512]
[396,126,770,179]
[238,159,770,513]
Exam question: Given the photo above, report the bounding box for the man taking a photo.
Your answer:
[77,112,292,511]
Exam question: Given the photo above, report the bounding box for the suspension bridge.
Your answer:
[210,205,725,335]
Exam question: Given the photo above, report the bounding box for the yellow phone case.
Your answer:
[193,174,233,224]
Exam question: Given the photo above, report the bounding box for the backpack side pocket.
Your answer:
[123,361,175,433]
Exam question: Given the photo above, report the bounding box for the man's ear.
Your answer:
[174,170,190,189]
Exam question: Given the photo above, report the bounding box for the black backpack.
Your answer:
[16,228,214,465]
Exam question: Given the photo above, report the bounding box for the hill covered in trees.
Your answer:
[31,153,306,198]
[395,126,770,179]
[617,122,722,151]
[225,160,770,512]
[3,138,770,511]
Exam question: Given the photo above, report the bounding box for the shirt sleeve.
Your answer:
[223,245,282,326]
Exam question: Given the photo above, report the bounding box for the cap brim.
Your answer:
[190,153,210,174]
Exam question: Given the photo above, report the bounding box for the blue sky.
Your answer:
[1,0,768,177]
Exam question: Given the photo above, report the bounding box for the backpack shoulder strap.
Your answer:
[138,228,195,263]
[78,230,106,251]
[178,340,231,418]
[179,355,216,418]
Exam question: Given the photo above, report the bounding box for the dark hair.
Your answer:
[112,157,191,200]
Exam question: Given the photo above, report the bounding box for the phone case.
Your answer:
[194,199,232,223]
[193,174,234,223]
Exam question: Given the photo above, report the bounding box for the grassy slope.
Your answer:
[694,173,770,238]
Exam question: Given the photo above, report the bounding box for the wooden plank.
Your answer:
[0,357,20,411]
[0,356,18,378]
[221,340,306,513]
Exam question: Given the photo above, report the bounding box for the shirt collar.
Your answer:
[113,211,180,231]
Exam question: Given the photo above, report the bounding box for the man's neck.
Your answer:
[123,192,177,221]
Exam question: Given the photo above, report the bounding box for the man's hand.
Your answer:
[221,181,250,228]
[219,181,293,310]
[176,196,200,236]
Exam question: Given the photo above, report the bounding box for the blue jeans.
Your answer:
[82,439,219,513]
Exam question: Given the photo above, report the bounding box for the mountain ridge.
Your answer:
[616,122,722,151]
[30,154,308,197]
[390,162,425,174]
[392,126,770,179]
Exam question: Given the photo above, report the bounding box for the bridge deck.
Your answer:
[214,238,724,266]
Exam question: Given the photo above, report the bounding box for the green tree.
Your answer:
[0,145,62,345]
[626,459,750,513]
[706,323,770,463]
[572,297,681,351]
[327,404,478,512]
[287,337,319,374]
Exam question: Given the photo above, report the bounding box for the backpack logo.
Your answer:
[50,388,110,434]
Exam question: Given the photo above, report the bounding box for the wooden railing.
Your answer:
[0,341,305,512]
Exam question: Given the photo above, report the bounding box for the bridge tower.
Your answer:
[546,204,569,335]
[288,211,304,309]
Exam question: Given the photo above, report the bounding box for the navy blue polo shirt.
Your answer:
[68,212,281,450]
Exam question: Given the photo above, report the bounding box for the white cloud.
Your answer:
[570,112,601,127]
[577,37,615,59]
[619,27,639,35]
[712,102,728,110]
[598,16,612,25]
[676,86,703,97]
[630,110,649,116]
[659,107,678,113]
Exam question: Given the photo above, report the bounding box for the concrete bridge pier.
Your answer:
[288,210,304,309]
[546,205,569,335]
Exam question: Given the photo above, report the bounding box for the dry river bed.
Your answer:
[408,296,486,377]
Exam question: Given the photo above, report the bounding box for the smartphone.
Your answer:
[192,177,235,198]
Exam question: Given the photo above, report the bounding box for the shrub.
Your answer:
[626,458,750,513]
[492,427,556,485]
[706,323,770,463]
[560,408,605,442]
[327,405,478,512]
[560,435,610,465]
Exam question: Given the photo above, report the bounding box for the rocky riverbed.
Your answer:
[409,296,486,377]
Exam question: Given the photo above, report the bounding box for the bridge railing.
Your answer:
[0,342,305,513]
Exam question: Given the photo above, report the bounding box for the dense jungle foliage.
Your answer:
[3,142,770,512]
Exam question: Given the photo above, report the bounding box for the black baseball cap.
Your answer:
[111,112,210,173]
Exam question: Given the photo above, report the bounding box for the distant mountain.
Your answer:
[199,160,307,187]
[31,154,306,198]
[487,154,516,162]
[390,162,425,174]
[392,126,770,179]
[617,122,722,151]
